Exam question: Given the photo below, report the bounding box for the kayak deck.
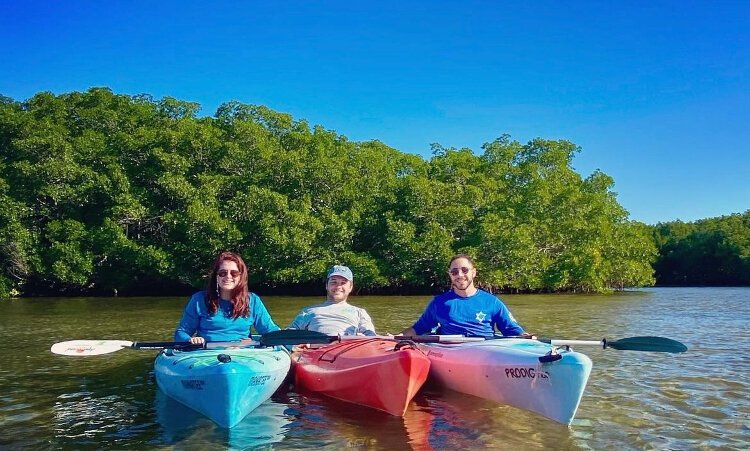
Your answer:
[293,338,431,416]
[154,346,291,428]
[419,338,592,425]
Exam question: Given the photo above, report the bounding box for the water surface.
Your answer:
[0,287,747,449]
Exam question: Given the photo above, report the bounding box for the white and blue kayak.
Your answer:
[417,338,592,425]
[154,345,291,428]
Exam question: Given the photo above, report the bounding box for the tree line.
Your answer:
[1,88,661,297]
[652,211,750,286]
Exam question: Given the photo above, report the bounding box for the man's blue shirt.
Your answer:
[174,291,280,342]
[411,289,524,338]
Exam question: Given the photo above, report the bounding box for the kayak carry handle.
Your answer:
[538,353,563,363]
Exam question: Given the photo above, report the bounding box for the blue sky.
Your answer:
[2,1,748,224]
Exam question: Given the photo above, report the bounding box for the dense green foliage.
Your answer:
[652,212,750,286]
[0,88,657,297]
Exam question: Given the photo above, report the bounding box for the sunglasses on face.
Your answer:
[217,269,241,278]
[449,267,472,276]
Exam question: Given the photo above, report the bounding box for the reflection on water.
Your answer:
[282,387,436,450]
[1,288,749,449]
[155,389,292,450]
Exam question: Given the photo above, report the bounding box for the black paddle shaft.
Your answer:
[132,341,205,350]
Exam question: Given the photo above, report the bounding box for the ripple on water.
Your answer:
[0,391,48,430]
[0,411,43,428]
[0,402,32,412]
[57,391,93,400]
[53,393,147,439]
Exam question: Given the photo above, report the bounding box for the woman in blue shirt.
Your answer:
[174,251,280,344]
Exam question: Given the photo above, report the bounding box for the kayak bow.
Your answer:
[293,337,430,416]
[154,345,291,428]
[419,338,592,425]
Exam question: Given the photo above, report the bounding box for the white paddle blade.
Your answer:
[51,340,134,356]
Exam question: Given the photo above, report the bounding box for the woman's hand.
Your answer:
[189,336,206,345]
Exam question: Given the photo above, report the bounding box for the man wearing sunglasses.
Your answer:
[287,265,377,336]
[400,254,531,338]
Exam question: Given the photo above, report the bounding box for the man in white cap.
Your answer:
[287,265,377,336]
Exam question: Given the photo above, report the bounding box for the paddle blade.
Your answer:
[606,336,688,353]
[259,329,338,346]
[51,340,133,356]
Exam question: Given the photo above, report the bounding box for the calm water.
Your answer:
[0,287,748,450]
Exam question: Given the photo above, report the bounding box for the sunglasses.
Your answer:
[217,269,241,278]
[449,267,472,276]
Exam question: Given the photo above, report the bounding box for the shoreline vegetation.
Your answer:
[1,89,748,297]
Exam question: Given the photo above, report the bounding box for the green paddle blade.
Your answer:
[606,336,688,353]
[259,329,338,346]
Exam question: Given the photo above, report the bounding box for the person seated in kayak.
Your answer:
[174,251,280,344]
[287,265,377,336]
[400,254,533,339]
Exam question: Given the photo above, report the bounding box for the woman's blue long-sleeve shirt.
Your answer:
[174,291,280,342]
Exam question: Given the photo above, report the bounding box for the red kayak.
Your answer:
[292,337,430,416]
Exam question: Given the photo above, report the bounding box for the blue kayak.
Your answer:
[154,345,291,428]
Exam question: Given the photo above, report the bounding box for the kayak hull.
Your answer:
[154,346,291,428]
[419,338,592,425]
[293,338,430,416]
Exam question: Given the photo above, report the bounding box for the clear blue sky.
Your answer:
[2,1,748,224]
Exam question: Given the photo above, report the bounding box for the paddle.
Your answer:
[391,334,687,352]
[258,329,338,346]
[50,330,483,356]
[50,339,255,356]
[51,330,353,356]
[536,336,688,353]
[258,330,486,345]
[53,331,687,356]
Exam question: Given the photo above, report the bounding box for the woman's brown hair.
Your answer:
[205,251,250,318]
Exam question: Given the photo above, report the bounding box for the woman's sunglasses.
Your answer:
[449,267,472,276]
[217,269,241,278]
